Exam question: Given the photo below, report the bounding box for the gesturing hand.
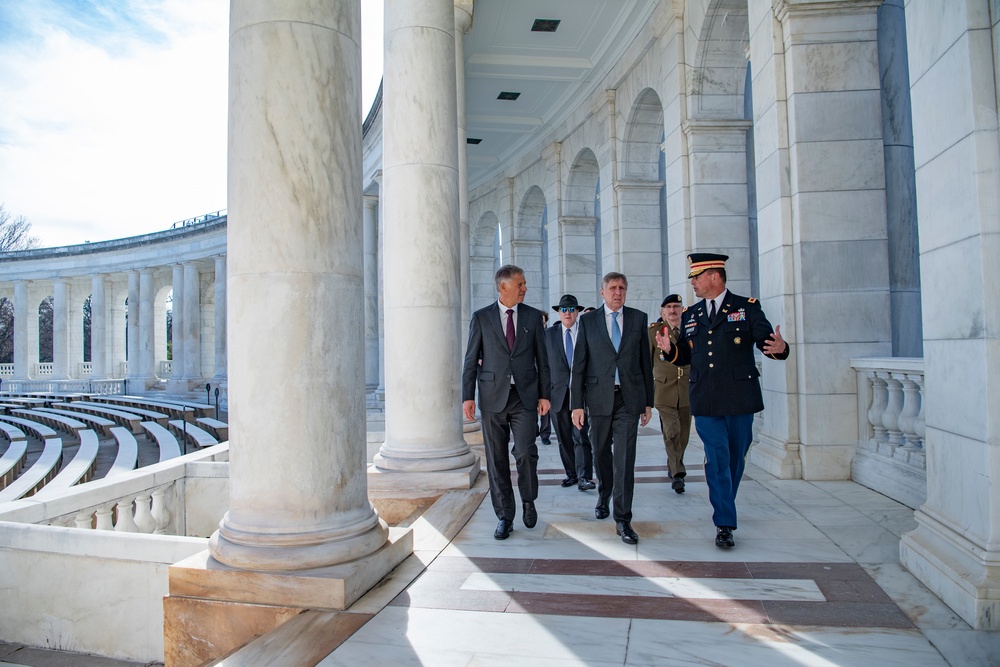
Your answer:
[763,324,787,357]
[654,326,672,354]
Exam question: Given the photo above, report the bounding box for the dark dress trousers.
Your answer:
[570,305,654,522]
[545,323,592,482]
[665,292,789,528]
[462,302,550,522]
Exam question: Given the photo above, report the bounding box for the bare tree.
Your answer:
[0,204,41,252]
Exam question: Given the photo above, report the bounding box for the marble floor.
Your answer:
[314,424,998,667]
[4,420,998,666]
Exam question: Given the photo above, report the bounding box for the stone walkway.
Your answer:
[3,419,998,666]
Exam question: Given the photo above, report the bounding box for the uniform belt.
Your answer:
[677,368,685,378]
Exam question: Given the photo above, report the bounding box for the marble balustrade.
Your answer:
[850,357,925,509]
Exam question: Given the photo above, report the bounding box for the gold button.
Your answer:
[708,341,712,345]
[708,352,713,356]
[708,330,713,334]
[709,363,714,368]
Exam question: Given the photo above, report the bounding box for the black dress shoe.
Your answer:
[494,519,512,540]
[561,477,578,487]
[715,526,735,548]
[578,479,596,491]
[594,505,610,520]
[523,501,537,528]
[541,439,552,445]
[671,477,685,494]
[617,521,638,544]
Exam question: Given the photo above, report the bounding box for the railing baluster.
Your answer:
[867,371,888,443]
[94,503,115,530]
[150,488,171,534]
[114,499,139,532]
[134,494,156,534]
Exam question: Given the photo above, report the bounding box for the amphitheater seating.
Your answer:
[167,420,218,449]
[196,417,229,441]
[0,415,58,440]
[0,439,28,488]
[50,402,143,434]
[0,421,26,443]
[31,407,116,436]
[70,400,168,426]
[91,395,211,419]
[12,409,87,437]
[141,422,182,462]
[0,437,63,501]
[33,430,101,497]
[105,427,139,477]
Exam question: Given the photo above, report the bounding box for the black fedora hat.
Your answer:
[552,294,583,312]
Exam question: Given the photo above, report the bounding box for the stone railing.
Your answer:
[160,360,173,375]
[0,363,12,378]
[0,378,125,394]
[33,362,54,377]
[0,445,229,663]
[79,362,92,376]
[849,357,925,509]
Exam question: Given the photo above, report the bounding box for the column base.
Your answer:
[900,508,1000,630]
[368,458,480,492]
[165,527,412,667]
[749,433,802,479]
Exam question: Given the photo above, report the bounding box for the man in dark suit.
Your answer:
[571,272,654,545]
[463,265,550,540]
[545,294,595,491]
[656,253,788,548]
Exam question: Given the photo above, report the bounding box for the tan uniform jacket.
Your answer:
[648,321,690,410]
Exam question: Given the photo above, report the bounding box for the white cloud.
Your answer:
[0,0,383,248]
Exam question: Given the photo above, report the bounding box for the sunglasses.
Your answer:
[559,307,576,312]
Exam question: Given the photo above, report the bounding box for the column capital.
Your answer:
[455,1,473,34]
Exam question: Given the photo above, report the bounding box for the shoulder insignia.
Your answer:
[649,322,658,328]
[682,306,689,312]
[748,298,757,303]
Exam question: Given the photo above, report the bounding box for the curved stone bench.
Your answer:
[0,415,58,440]
[31,407,116,437]
[196,417,229,441]
[34,430,101,497]
[0,437,64,501]
[50,402,144,435]
[12,409,87,437]
[0,439,28,488]
[167,420,219,449]
[105,427,139,477]
[0,421,26,443]
[91,395,209,420]
[71,401,168,426]
[141,422,182,462]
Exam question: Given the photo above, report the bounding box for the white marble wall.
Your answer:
[899,0,1000,630]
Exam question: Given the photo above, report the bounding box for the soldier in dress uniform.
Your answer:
[648,294,691,493]
[655,253,788,548]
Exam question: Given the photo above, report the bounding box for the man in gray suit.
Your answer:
[571,272,654,544]
[463,265,551,540]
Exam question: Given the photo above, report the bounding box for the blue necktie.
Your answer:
[611,312,621,351]
[565,328,573,367]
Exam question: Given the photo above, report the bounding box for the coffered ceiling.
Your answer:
[461,0,657,188]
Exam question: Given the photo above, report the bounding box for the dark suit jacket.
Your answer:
[462,302,550,413]
[665,291,789,416]
[570,305,654,417]
[545,323,574,412]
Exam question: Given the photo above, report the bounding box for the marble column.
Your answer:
[90,275,106,379]
[363,195,379,391]
[183,262,201,380]
[51,280,69,379]
[374,171,386,401]
[899,0,1000,630]
[210,0,387,570]
[213,256,227,381]
[374,0,478,479]
[126,271,139,384]
[557,216,598,300]
[748,0,889,480]
[12,281,27,380]
[877,0,922,357]
[456,1,472,337]
[138,270,155,382]
[171,264,185,382]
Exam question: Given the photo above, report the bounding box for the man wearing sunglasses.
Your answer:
[545,294,595,492]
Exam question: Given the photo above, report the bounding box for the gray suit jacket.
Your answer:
[462,302,550,413]
[570,305,654,417]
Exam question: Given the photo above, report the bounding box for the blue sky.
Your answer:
[0,0,384,248]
